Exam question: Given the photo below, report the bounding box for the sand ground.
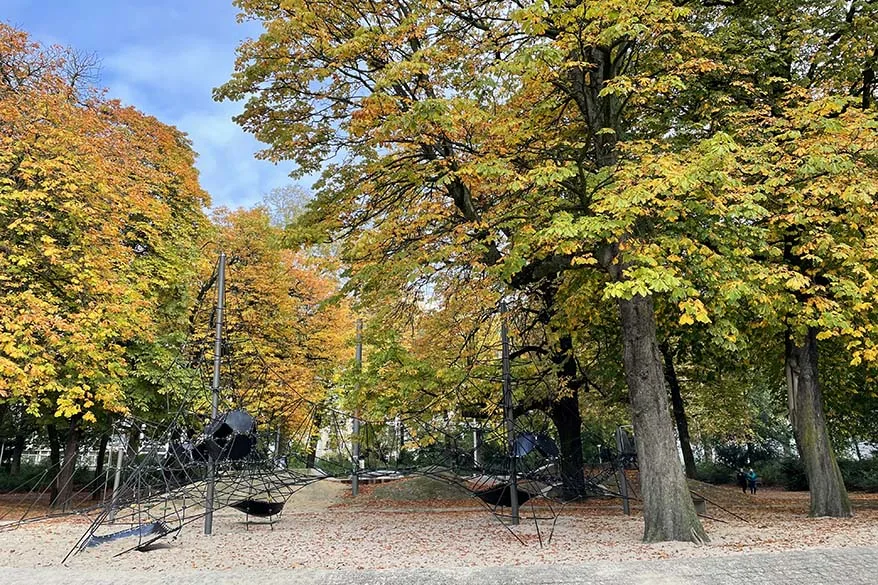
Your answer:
[1,480,876,571]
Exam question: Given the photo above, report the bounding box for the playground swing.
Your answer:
[229,499,285,529]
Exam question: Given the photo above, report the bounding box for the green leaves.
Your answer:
[220,0,878,455]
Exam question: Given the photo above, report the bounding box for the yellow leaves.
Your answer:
[55,396,82,419]
[784,272,810,291]
[205,207,353,432]
[856,347,878,365]
[678,298,711,326]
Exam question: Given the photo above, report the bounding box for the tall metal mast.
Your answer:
[204,252,226,535]
[501,301,519,525]
[351,319,362,496]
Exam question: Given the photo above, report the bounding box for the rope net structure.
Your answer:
[0,258,634,560]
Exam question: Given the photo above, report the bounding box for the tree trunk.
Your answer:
[659,342,698,479]
[547,332,586,499]
[306,409,323,469]
[94,433,109,479]
[785,327,851,517]
[11,433,25,475]
[398,421,406,463]
[549,392,585,498]
[619,294,707,543]
[0,405,6,471]
[127,424,141,459]
[93,433,110,500]
[47,424,61,506]
[55,418,81,511]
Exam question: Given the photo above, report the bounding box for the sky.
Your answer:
[3,0,307,209]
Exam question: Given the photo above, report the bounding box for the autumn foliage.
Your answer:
[0,24,351,508]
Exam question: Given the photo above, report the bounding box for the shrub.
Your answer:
[0,463,51,492]
[699,455,878,492]
[696,462,735,485]
[757,457,878,492]
[0,462,101,492]
[756,457,807,490]
[714,441,782,469]
[839,458,878,492]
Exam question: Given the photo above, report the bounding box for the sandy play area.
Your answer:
[1,479,877,571]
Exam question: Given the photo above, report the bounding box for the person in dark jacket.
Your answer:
[747,468,758,494]
[737,469,747,494]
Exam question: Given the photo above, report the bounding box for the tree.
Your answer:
[204,207,353,449]
[262,184,311,228]
[0,24,210,508]
[218,0,593,500]
[218,0,729,541]
[686,0,878,517]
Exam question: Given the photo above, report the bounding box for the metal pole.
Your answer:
[204,252,226,535]
[108,444,125,521]
[352,319,362,496]
[501,301,519,525]
[101,453,110,504]
[615,427,631,516]
[473,429,482,468]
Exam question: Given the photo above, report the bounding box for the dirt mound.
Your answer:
[365,475,471,502]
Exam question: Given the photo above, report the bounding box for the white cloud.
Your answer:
[103,39,232,93]
[101,38,301,209]
[7,1,295,208]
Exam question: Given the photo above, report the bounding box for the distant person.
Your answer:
[736,468,747,494]
[747,468,758,494]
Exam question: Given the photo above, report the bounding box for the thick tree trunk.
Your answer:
[55,418,81,511]
[47,424,61,506]
[548,332,586,499]
[659,342,698,479]
[619,294,707,543]
[785,327,851,518]
[549,393,585,499]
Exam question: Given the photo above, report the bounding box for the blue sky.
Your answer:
[3,0,307,209]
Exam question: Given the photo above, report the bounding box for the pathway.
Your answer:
[2,546,875,585]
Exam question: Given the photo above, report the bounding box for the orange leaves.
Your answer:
[205,206,353,436]
[0,24,210,424]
